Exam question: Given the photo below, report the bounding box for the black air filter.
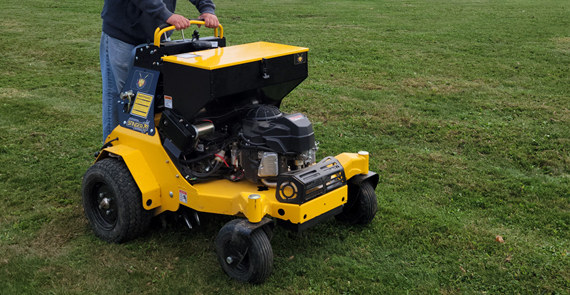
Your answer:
[245,105,282,121]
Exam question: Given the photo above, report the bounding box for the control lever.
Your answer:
[119,90,135,113]
[192,30,200,41]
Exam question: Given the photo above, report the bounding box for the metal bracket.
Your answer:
[347,171,379,190]
[260,58,270,79]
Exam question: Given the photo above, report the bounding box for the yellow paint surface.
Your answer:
[161,42,309,70]
[99,128,370,225]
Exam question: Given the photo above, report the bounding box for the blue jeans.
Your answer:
[100,32,136,142]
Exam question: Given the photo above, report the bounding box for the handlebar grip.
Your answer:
[157,23,171,30]
[153,20,223,47]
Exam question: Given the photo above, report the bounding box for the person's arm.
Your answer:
[131,0,218,30]
[189,0,215,15]
[167,14,192,30]
[168,12,218,30]
[131,0,174,23]
[198,13,219,28]
[190,0,219,28]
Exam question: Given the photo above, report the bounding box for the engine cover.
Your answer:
[242,107,315,154]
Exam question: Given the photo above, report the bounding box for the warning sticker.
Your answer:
[179,190,188,203]
[130,92,153,119]
[175,53,200,59]
[288,114,304,121]
[164,95,173,109]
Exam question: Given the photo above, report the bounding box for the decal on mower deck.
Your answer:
[287,114,304,122]
[174,53,201,59]
[131,70,155,93]
[294,52,306,65]
[118,67,160,136]
[164,95,173,109]
[126,117,150,134]
[179,190,188,203]
[130,92,153,119]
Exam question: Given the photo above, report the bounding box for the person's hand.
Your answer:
[166,14,190,30]
[198,13,219,28]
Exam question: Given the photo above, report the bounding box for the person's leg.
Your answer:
[100,33,136,142]
[100,33,117,142]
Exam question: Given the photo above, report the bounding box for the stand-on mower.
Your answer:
[82,21,379,284]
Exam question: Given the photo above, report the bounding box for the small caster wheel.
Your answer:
[215,219,273,284]
[335,181,378,225]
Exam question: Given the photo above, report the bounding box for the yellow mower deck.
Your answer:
[98,126,371,227]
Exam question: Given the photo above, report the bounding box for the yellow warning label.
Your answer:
[131,92,153,118]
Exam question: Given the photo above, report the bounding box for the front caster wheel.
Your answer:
[82,158,152,243]
[215,220,273,284]
[335,181,378,225]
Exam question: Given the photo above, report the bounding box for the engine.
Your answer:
[159,105,318,186]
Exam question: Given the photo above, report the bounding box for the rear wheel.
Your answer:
[215,221,273,284]
[82,158,152,243]
[335,181,378,225]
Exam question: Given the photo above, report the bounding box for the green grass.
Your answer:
[1,0,570,293]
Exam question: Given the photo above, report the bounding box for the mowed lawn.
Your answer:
[1,0,569,294]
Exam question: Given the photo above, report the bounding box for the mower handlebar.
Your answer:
[153,20,223,47]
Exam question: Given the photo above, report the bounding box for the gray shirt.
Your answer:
[102,0,215,45]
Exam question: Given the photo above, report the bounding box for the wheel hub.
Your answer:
[99,196,111,210]
[91,184,118,230]
[226,256,234,264]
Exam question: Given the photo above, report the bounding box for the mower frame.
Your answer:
[83,21,379,284]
